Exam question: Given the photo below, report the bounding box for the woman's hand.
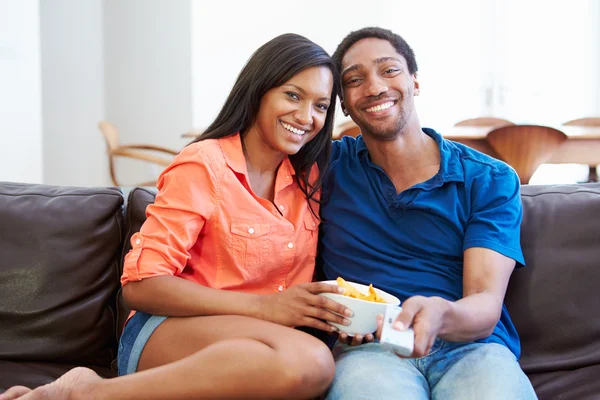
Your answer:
[337,332,375,346]
[258,282,354,332]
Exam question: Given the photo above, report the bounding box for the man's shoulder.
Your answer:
[445,138,514,179]
[331,135,361,163]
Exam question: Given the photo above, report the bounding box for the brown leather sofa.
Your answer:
[1,182,599,399]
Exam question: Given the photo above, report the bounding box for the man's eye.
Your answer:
[385,68,399,74]
[286,92,300,100]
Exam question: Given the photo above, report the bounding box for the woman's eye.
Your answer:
[316,103,329,111]
[286,92,300,100]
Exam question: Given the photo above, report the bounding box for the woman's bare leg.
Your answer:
[0,315,334,400]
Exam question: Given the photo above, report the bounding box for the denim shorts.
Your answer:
[117,311,168,376]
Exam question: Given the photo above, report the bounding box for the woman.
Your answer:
[0,34,352,400]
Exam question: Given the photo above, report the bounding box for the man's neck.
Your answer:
[362,122,441,193]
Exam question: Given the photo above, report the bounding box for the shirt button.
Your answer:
[248,227,255,234]
[135,239,141,245]
[279,205,284,211]
[287,242,294,249]
[278,285,284,292]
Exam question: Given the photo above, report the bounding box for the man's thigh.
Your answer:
[431,342,537,400]
[325,343,429,400]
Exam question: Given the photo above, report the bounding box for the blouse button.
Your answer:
[248,227,255,234]
[278,285,284,292]
[287,242,294,249]
[135,238,141,245]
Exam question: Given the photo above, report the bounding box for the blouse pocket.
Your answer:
[230,220,272,267]
[302,213,319,257]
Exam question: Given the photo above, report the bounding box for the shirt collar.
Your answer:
[355,128,465,186]
[219,133,295,178]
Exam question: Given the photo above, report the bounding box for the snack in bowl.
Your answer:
[319,278,400,336]
[336,277,387,303]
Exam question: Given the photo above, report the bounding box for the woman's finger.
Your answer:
[302,317,340,333]
[304,304,351,326]
[310,293,354,318]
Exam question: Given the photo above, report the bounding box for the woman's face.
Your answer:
[250,66,333,156]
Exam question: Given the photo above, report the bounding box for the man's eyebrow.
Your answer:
[341,64,361,77]
[283,84,330,102]
[341,57,403,77]
[374,56,403,65]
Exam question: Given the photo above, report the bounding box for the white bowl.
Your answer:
[319,280,400,336]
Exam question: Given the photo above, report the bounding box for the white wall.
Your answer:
[0,0,43,184]
[190,0,384,130]
[104,0,192,185]
[40,0,107,186]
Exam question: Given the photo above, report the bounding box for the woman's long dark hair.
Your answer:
[190,33,339,213]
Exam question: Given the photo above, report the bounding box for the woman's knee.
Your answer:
[277,334,335,395]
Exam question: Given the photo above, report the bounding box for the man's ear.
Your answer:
[341,100,349,116]
[413,73,420,96]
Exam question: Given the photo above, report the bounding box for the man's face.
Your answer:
[340,38,419,140]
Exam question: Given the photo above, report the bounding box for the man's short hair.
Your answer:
[332,27,418,77]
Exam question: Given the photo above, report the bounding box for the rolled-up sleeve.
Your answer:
[121,148,219,286]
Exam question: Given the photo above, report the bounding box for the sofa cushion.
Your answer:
[528,364,600,400]
[0,183,124,369]
[0,360,116,391]
[116,187,157,338]
[505,184,600,377]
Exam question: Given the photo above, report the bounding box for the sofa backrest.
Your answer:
[0,183,124,367]
[117,187,157,337]
[506,183,600,373]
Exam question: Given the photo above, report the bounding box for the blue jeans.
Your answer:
[325,339,537,400]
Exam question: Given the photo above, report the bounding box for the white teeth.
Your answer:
[365,101,394,113]
[281,122,306,136]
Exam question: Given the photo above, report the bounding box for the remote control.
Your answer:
[380,305,414,357]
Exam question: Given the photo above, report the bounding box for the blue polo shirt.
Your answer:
[319,128,525,358]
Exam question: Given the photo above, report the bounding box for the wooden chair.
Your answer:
[333,120,361,140]
[562,118,600,182]
[486,125,567,184]
[453,117,515,128]
[98,121,178,186]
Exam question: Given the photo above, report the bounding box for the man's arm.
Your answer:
[438,246,515,341]
[383,248,515,357]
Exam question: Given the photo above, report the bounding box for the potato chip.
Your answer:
[336,277,387,303]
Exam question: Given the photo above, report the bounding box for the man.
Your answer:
[318,27,537,399]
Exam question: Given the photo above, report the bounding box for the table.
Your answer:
[441,126,600,166]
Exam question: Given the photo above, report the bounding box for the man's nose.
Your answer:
[365,77,389,97]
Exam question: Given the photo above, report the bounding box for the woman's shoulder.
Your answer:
[175,139,227,169]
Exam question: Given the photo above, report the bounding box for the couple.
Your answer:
[1,27,537,400]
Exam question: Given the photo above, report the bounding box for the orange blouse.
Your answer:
[121,133,320,295]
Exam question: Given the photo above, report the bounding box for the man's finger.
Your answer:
[394,298,425,331]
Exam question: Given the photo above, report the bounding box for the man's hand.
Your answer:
[376,296,450,358]
[258,282,354,332]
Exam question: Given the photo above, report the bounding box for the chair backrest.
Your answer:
[333,120,361,140]
[453,117,515,127]
[562,117,600,127]
[98,121,120,152]
[97,121,178,187]
[487,125,567,184]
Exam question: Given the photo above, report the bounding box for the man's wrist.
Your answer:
[433,296,453,337]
